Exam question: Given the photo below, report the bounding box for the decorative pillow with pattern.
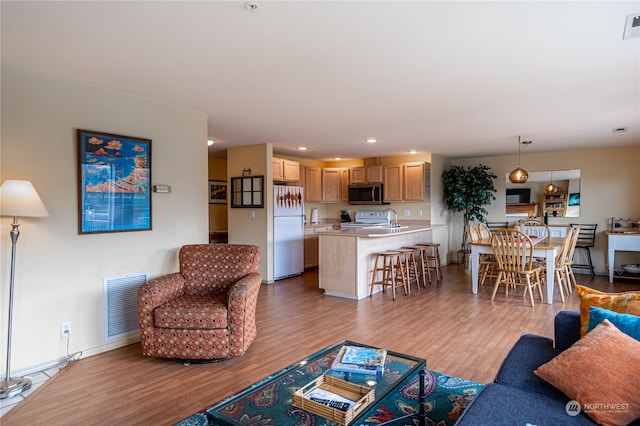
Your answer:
[576,285,640,337]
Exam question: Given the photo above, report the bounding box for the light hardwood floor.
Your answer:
[4,265,636,425]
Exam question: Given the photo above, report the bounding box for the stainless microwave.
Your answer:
[347,183,389,205]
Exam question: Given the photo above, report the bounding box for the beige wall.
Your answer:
[226,144,272,281]
[444,145,640,273]
[1,66,208,372]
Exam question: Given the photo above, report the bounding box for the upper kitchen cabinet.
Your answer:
[383,162,429,202]
[403,162,428,201]
[305,167,322,202]
[350,165,383,184]
[383,164,403,202]
[321,168,342,203]
[273,157,300,182]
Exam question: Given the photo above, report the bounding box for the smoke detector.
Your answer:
[623,13,640,40]
[245,2,259,11]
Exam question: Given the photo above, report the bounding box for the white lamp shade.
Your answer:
[0,180,49,218]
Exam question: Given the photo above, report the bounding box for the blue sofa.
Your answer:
[456,310,639,425]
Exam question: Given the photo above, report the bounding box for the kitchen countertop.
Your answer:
[317,223,445,238]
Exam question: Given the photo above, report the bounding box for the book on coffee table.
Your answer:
[331,345,387,376]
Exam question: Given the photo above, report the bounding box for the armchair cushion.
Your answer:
[154,295,228,330]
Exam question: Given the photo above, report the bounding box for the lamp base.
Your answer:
[0,376,32,399]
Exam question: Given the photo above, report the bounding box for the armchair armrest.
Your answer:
[554,310,580,351]
[138,272,185,328]
[227,272,262,355]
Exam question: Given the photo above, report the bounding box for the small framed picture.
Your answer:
[209,180,227,204]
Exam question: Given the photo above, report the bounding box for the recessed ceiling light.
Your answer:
[207,139,215,146]
[365,138,378,144]
[297,146,308,151]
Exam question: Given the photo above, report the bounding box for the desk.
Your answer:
[606,232,640,282]
[469,237,564,305]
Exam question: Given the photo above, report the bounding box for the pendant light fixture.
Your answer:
[545,172,558,194]
[508,136,531,184]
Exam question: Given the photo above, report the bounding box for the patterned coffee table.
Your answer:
[205,340,427,425]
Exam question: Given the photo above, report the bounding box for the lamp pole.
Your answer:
[0,179,49,399]
[0,217,32,398]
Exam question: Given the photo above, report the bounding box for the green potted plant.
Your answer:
[442,164,497,265]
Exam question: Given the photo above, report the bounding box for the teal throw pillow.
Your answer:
[588,306,640,341]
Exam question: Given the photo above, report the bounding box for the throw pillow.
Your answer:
[534,320,640,425]
[576,285,640,337]
[588,306,640,341]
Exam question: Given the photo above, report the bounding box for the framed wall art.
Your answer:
[209,180,227,204]
[77,129,152,234]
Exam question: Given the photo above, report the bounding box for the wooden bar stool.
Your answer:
[397,248,420,292]
[403,245,431,287]
[418,243,442,282]
[369,251,408,300]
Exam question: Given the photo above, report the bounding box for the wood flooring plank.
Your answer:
[3,265,635,425]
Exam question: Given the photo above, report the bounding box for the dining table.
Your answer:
[469,236,565,305]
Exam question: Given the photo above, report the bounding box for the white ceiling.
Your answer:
[2,1,639,161]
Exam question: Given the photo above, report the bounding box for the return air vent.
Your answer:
[104,272,148,341]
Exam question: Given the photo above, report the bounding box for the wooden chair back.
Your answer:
[467,224,481,243]
[490,229,536,272]
[516,220,549,241]
[478,222,492,239]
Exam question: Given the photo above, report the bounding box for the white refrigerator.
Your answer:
[273,185,304,280]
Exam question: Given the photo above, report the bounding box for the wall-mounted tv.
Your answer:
[506,188,531,204]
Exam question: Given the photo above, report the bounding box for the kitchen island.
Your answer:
[317,223,446,299]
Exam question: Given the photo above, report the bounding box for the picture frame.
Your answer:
[209,180,227,204]
[230,176,264,208]
[77,129,152,234]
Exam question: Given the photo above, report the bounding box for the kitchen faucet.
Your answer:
[382,208,400,227]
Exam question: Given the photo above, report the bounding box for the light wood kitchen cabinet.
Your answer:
[321,168,341,202]
[350,167,366,184]
[304,227,317,268]
[383,164,403,202]
[305,167,322,202]
[304,225,334,268]
[340,169,350,202]
[350,166,383,184]
[273,157,300,182]
[403,162,426,201]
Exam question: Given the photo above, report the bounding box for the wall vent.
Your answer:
[103,272,148,341]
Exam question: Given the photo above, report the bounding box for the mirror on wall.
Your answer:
[505,169,581,218]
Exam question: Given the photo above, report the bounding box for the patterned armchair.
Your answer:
[137,244,261,361]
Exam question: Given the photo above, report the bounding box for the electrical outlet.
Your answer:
[418,210,423,217]
[60,322,71,337]
[403,209,410,217]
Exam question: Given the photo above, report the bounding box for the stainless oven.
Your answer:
[347,183,389,205]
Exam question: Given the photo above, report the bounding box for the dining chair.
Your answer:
[478,222,492,239]
[562,225,581,292]
[516,220,550,241]
[490,229,545,307]
[475,222,499,286]
[540,227,574,303]
[570,223,597,277]
[486,222,509,233]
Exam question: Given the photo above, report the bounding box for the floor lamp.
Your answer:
[0,180,48,399]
